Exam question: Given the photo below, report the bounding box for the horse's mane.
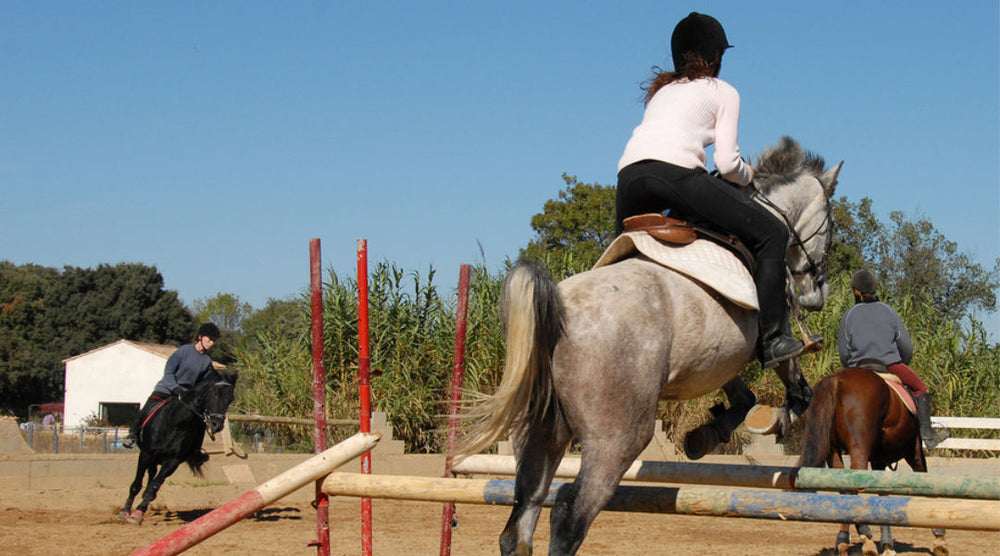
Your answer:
[753,136,826,192]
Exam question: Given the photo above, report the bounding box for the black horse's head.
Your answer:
[191,370,238,434]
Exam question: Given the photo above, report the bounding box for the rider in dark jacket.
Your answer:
[838,270,950,450]
[121,323,220,449]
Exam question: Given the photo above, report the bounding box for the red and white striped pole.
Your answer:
[439,264,471,556]
[356,239,374,556]
[309,238,330,556]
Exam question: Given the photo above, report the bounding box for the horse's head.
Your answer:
[755,137,842,312]
[192,370,238,434]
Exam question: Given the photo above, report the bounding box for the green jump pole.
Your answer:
[452,455,1000,500]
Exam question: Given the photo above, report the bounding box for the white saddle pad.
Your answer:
[593,232,759,311]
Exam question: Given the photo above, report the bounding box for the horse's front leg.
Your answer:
[682,376,756,460]
[119,452,153,521]
[771,358,813,440]
[131,457,184,525]
[902,445,948,555]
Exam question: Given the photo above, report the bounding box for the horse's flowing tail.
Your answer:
[796,374,838,467]
[186,449,210,477]
[452,259,564,460]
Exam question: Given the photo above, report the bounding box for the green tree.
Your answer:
[520,174,616,277]
[829,197,999,324]
[192,292,253,332]
[827,196,884,280]
[241,297,307,348]
[0,262,60,413]
[0,262,194,414]
[878,211,998,322]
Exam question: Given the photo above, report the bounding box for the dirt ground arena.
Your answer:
[1,451,997,556]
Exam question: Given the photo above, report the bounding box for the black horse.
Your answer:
[117,369,238,525]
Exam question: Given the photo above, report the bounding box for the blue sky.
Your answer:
[3,2,998,333]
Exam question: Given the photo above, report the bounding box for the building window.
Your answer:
[100,402,140,427]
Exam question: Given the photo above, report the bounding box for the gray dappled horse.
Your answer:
[455,137,841,555]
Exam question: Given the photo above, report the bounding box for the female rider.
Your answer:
[615,12,804,368]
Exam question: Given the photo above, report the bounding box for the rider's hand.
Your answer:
[176,386,194,403]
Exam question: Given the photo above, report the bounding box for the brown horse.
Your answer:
[797,367,947,556]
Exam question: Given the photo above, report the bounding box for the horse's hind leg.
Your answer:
[878,525,896,556]
[683,376,756,459]
[132,458,183,524]
[902,446,948,555]
[549,420,655,555]
[500,405,571,556]
[847,447,877,556]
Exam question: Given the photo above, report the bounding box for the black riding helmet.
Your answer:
[671,12,733,71]
[850,269,878,294]
[197,322,221,340]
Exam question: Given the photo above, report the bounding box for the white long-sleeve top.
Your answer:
[617,77,754,186]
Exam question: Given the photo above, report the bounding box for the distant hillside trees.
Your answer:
[0,261,194,414]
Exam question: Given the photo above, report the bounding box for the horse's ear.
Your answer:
[820,161,843,198]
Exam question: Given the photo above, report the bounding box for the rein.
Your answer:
[749,179,832,352]
[749,184,832,289]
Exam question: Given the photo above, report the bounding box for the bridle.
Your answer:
[750,184,832,290]
[177,379,232,441]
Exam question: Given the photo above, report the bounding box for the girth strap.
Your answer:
[141,396,170,429]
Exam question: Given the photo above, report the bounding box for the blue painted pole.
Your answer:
[322,473,1000,532]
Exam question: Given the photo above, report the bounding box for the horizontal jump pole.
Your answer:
[227,414,360,427]
[131,432,381,556]
[322,473,1000,532]
[453,455,1000,500]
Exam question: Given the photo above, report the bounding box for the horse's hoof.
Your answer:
[115,511,130,522]
[127,509,144,525]
[683,426,719,460]
[860,535,878,556]
[744,405,781,435]
[880,548,896,556]
[836,542,849,556]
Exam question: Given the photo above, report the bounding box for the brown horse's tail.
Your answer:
[451,259,564,460]
[796,373,839,467]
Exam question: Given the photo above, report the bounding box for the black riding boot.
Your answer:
[915,393,949,450]
[756,258,804,369]
[121,408,144,449]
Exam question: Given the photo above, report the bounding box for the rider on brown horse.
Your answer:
[837,269,950,450]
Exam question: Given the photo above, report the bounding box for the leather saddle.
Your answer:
[622,213,755,272]
[856,361,917,414]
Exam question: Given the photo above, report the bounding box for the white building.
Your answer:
[62,340,178,428]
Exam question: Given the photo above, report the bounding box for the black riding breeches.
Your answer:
[615,160,788,261]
